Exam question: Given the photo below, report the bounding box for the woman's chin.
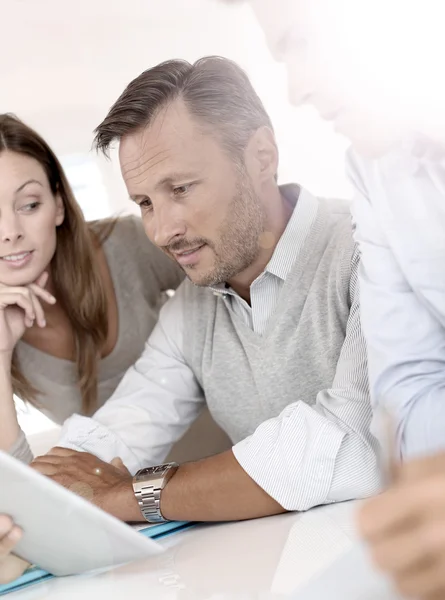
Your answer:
[0,267,42,288]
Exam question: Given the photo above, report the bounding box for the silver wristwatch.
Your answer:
[132,462,179,523]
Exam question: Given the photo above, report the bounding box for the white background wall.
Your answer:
[1,0,352,220]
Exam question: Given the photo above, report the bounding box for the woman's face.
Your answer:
[0,151,64,287]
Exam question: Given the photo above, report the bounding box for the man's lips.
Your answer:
[171,244,206,266]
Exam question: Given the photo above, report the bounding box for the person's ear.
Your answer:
[55,194,65,226]
[245,126,279,184]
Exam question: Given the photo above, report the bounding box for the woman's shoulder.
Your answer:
[91,214,184,292]
[89,215,153,258]
[90,213,144,241]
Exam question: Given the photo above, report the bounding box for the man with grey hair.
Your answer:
[32,56,379,523]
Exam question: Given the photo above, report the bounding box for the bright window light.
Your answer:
[61,154,112,220]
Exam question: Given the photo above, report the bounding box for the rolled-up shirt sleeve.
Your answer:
[233,246,381,511]
[58,284,205,474]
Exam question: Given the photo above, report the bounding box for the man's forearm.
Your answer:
[162,450,286,521]
[112,450,286,523]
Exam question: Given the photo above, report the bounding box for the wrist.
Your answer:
[0,351,13,370]
[0,350,19,452]
[102,477,142,522]
[133,462,179,523]
[160,463,187,521]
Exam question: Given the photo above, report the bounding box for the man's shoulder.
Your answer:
[318,196,351,218]
[314,196,356,275]
[168,278,218,311]
[314,195,353,243]
[160,279,222,353]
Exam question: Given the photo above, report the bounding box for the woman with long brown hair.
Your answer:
[0,113,184,454]
[0,114,183,462]
[0,113,184,581]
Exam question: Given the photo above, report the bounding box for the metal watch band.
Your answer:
[132,462,178,523]
[133,483,163,523]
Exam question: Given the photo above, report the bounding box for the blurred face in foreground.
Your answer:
[247,0,445,156]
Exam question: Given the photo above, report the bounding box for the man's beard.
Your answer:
[161,170,265,287]
[187,172,265,287]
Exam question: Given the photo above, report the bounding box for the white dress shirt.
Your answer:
[348,143,445,459]
[58,188,378,510]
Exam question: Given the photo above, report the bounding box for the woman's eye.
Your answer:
[21,201,41,212]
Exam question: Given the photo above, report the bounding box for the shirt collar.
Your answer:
[209,184,318,296]
[265,185,318,282]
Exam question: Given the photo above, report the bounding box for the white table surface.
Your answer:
[9,500,400,600]
[11,431,400,600]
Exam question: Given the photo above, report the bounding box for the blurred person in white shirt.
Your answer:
[220,0,445,597]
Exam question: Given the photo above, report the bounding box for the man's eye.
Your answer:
[173,184,191,196]
[139,198,153,211]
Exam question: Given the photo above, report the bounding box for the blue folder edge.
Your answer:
[0,521,194,596]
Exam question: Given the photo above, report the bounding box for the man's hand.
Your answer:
[31,448,142,522]
[358,453,445,600]
[0,515,29,584]
[33,448,284,523]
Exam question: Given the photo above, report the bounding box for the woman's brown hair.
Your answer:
[0,113,114,415]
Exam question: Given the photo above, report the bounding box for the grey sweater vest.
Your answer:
[181,197,355,444]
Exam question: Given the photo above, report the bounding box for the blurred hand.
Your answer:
[31,448,142,522]
[0,515,29,584]
[0,272,56,355]
[358,453,445,599]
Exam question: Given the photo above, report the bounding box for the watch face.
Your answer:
[152,464,169,474]
[136,463,172,479]
[136,468,154,478]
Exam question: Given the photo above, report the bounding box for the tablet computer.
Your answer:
[0,450,163,576]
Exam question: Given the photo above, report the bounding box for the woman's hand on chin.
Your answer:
[0,272,56,355]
